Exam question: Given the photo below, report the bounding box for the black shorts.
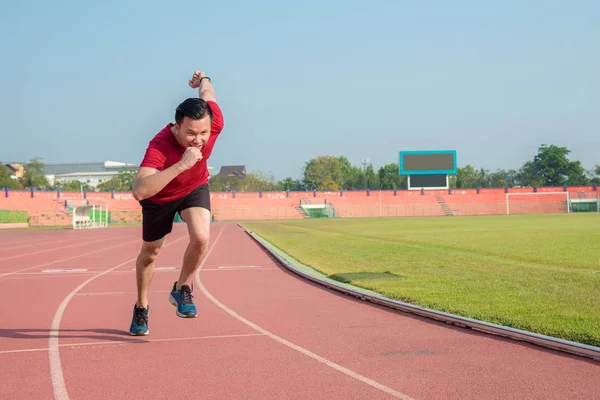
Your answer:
[140,184,211,242]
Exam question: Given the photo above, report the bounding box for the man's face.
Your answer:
[173,116,211,149]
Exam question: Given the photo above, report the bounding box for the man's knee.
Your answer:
[189,231,210,250]
[139,240,163,265]
[180,206,211,250]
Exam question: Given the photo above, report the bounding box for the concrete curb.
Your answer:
[243,226,600,362]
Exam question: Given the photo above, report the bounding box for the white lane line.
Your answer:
[42,269,88,273]
[1,333,264,355]
[0,237,140,279]
[9,268,167,276]
[1,236,118,262]
[49,259,135,400]
[217,265,262,269]
[194,226,416,400]
[202,267,278,271]
[130,266,176,271]
[0,238,72,252]
[0,268,179,280]
[48,231,196,400]
[75,291,171,296]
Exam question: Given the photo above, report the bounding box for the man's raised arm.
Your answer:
[189,71,216,102]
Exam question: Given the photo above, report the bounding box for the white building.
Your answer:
[43,161,214,189]
[44,161,139,189]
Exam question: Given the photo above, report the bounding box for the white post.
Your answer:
[379,190,382,217]
[92,204,96,227]
[506,193,509,215]
[72,206,77,229]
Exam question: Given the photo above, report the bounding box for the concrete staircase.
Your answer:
[435,195,454,216]
[295,206,310,218]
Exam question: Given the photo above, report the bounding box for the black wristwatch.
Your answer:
[199,76,211,83]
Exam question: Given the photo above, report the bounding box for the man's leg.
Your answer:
[130,199,177,335]
[136,238,165,308]
[168,206,211,318]
[178,206,211,288]
[129,238,164,336]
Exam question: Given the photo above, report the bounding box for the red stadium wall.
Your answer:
[0,185,597,225]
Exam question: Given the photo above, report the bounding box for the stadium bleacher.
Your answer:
[0,185,597,227]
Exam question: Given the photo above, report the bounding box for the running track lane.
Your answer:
[0,225,187,399]
[1,222,599,399]
[53,223,402,400]
[196,224,600,399]
[0,226,143,277]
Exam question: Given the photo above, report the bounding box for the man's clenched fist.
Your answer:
[188,71,206,89]
[178,147,203,170]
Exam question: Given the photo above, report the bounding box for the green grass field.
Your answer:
[0,210,28,224]
[244,213,600,347]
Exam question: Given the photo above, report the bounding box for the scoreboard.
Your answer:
[399,150,457,190]
[399,150,457,175]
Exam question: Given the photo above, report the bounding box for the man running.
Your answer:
[129,71,224,336]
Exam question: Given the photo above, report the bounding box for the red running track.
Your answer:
[0,222,598,399]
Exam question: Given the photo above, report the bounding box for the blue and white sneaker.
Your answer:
[129,305,149,336]
[169,282,197,318]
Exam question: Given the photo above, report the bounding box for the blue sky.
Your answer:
[1,0,598,181]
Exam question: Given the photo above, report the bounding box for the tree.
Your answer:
[485,169,517,188]
[319,177,340,191]
[589,165,600,185]
[516,144,589,187]
[208,174,229,191]
[208,173,241,192]
[241,172,278,191]
[377,163,407,190]
[208,170,281,192]
[455,165,487,188]
[0,161,24,189]
[19,157,49,189]
[302,155,383,190]
[96,168,136,192]
[53,180,93,192]
[448,175,457,189]
[302,156,343,190]
[276,177,304,191]
[364,164,379,189]
[514,161,543,187]
[341,164,365,190]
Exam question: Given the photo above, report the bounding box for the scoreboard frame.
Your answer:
[399,150,458,190]
[399,150,457,175]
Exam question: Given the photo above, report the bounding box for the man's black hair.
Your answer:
[175,98,212,125]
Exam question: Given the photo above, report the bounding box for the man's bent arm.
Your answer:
[132,164,184,201]
[199,76,217,103]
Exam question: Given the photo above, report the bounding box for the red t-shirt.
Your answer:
[139,100,224,204]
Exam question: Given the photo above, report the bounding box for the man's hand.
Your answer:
[188,71,206,89]
[188,70,217,102]
[177,147,203,170]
